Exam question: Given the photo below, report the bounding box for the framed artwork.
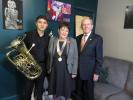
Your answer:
[75,15,90,37]
[46,0,71,22]
[124,5,133,28]
[2,0,23,30]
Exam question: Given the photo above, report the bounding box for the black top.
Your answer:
[24,30,50,64]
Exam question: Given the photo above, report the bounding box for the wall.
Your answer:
[95,0,133,62]
[75,0,98,28]
[75,0,98,11]
[0,0,46,99]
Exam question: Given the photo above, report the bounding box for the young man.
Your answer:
[74,17,103,100]
[23,15,50,100]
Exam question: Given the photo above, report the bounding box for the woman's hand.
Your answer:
[72,74,76,78]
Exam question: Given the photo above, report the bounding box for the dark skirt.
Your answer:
[48,46,74,98]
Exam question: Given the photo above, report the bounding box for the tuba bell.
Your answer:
[6,34,42,80]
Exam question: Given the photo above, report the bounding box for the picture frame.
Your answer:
[2,0,23,30]
[124,5,133,28]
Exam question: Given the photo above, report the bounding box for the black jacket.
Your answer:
[24,30,50,66]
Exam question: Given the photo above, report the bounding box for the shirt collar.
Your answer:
[83,31,91,36]
[35,30,45,38]
[83,31,91,40]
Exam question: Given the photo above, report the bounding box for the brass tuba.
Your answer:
[6,34,42,80]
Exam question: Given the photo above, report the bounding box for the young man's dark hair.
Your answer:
[35,15,48,22]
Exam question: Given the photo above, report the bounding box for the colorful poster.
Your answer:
[47,0,71,22]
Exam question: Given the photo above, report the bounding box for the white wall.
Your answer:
[95,0,133,61]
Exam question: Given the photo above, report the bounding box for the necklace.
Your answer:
[57,39,67,62]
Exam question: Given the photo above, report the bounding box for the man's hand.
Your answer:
[47,69,51,74]
[93,74,99,81]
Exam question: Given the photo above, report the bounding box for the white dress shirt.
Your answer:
[82,31,91,42]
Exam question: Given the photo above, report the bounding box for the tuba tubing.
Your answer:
[6,34,42,80]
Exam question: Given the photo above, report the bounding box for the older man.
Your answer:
[74,17,103,100]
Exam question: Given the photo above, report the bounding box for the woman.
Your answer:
[47,22,78,100]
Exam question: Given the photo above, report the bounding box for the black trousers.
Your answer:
[22,63,47,100]
[73,76,94,100]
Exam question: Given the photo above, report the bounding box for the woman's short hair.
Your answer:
[58,21,70,31]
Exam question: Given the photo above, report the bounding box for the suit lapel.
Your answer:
[52,37,58,55]
[77,34,83,52]
[66,37,70,55]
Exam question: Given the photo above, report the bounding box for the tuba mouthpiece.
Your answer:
[32,43,35,47]
[27,43,35,53]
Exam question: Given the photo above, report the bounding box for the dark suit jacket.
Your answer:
[77,32,103,80]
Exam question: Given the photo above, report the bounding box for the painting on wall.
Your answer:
[124,5,133,28]
[75,15,84,37]
[2,0,23,30]
[46,0,71,22]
